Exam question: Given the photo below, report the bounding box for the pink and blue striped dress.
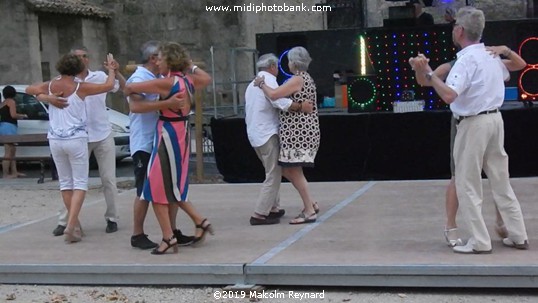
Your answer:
[141,72,194,204]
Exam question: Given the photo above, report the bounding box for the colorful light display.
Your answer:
[365,27,456,111]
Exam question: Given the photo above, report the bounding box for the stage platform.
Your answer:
[1,178,537,288]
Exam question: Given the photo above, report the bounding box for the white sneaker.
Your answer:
[502,238,529,250]
[453,240,492,254]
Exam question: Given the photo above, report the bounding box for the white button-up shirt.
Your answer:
[245,71,292,148]
[76,70,120,143]
[447,43,509,117]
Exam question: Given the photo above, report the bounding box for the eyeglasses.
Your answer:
[453,23,463,30]
[77,54,89,58]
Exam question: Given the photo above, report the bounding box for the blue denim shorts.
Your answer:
[0,122,17,135]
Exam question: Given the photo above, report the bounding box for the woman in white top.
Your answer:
[26,53,116,243]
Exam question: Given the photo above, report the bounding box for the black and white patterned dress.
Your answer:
[278,71,320,167]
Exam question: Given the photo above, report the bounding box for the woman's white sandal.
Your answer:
[444,227,463,247]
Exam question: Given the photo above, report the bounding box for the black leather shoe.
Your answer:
[173,229,195,246]
[52,225,66,236]
[250,216,280,226]
[106,220,118,233]
[131,234,158,250]
[267,209,285,219]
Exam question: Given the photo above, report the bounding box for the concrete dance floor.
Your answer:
[0,178,536,288]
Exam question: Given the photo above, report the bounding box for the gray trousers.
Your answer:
[58,133,118,225]
[253,134,282,216]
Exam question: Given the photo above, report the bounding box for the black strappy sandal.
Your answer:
[192,218,214,246]
[289,212,317,225]
[151,236,178,255]
[301,202,320,215]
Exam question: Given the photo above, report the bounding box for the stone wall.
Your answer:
[96,0,529,111]
[0,0,41,85]
[0,0,530,109]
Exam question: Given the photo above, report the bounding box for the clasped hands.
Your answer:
[103,53,119,72]
[408,53,433,74]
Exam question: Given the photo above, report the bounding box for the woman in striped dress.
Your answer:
[124,42,212,254]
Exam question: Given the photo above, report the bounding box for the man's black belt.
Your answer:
[159,116,189,122]
[456,108,499,122]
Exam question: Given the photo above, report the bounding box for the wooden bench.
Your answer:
[0,134,57,183]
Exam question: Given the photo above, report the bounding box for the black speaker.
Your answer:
[347,75,378,113]
[326,0,363,29]
[383,18,417,28]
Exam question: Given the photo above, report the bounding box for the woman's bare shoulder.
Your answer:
[50,80,76,97]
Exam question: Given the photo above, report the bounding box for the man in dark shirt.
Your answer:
[410,0,434,26]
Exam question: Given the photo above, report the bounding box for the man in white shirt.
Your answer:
[245,53,312,225]
[412,7,528,254]
[53,46,125,236]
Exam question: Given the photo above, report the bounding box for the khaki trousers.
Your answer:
[454,112,528,251]
[253,134,282,216]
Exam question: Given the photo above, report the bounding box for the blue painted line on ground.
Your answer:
[251,181,377,265]
[0,198,106,235]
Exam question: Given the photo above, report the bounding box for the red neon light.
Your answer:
[518,37,538,100]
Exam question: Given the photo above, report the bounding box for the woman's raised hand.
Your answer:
[104,53,117,71]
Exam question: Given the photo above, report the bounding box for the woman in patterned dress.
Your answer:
[254,46,320,224]
[124,42,212,254]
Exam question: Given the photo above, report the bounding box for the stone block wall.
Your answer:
[0,0,530,110]
[0,0,41,85]
[96,0,529,111]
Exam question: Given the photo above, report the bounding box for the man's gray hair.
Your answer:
[288,46,312,71]
[69,45,88,54]
[256,53,278,70]
[456,6,485,42]
[139,40,160,64]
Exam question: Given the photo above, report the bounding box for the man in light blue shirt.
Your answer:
[127,41,194,249]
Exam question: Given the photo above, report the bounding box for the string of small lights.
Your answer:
[363,26,456,112]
